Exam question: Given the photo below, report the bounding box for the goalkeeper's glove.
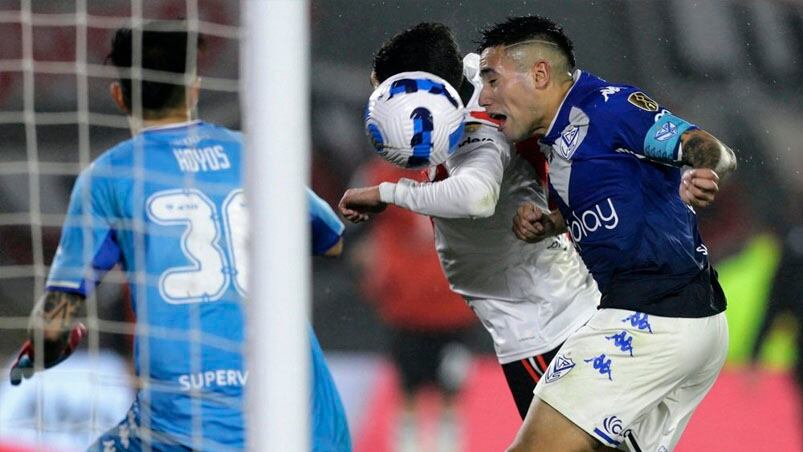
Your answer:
[9,322,87,386]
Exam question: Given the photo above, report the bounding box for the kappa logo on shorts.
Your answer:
[544,354,575,383]
[622,312,653,333]
[584,353,613,381]
[605,330,634,356]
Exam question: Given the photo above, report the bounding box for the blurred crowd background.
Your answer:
[0,0,800,451]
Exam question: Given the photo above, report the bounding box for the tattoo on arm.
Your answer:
[29,291,86,364]
[681,129,737,176]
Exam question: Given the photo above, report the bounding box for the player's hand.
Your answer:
[680,168,719,208]
[338,186,387,223]
[513,203,557,243]
[9,322,87,386]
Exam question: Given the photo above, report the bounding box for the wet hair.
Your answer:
[476,16,575,69]
[372,22,464,90]
[106,20,204,116]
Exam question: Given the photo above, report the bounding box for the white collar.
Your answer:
[140,119,202,133]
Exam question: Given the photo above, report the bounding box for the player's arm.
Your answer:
[608,90,737,208]
[676,130,737,207]
[9,166,118,385]
[339,141,505,221]
[308,188,346,257]
[10,291,88,385]
[679,129,737,176]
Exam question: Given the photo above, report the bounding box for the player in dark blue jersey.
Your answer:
[8,21,350,452]
[477,16,736,452]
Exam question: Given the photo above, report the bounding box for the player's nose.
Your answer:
[479,84,494,108]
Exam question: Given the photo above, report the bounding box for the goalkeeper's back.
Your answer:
[41,21,242,452]
[26,21,352,452]
[48,120,249,449]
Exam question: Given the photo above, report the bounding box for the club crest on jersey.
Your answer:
[654,121,678,142]
[553,107,590,160]
[562,125,579,148]
[627,91,659,112]
[545,354,576,383]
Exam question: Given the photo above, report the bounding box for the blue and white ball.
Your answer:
[365,71,466,169]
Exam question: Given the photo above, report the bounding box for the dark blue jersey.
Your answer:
[540,71,726,318]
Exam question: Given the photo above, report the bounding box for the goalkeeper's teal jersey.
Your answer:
[47,120,350,451]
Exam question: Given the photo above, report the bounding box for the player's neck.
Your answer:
[128,110,193,135]
[540,77,575,134]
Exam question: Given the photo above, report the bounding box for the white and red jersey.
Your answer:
[377,54,600,364]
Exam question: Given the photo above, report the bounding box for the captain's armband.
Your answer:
[643,114,697,163]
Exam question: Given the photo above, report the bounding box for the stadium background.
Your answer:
[0,0,800,450]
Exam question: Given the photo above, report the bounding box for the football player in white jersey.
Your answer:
[339,23,599,419]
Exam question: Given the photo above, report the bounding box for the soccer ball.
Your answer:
[364,71,466,169]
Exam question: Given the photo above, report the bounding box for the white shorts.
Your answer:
[533,308,728,451]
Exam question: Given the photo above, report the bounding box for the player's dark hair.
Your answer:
[477,16,575,69]
[107,21,205,117]
[373,22,466,94]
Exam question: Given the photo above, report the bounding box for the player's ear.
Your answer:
[370,71,379,89]
[188,77,201,110]
[109,82,129,114]
[531,60,550,89]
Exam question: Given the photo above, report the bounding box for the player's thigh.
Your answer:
[391,328,444,393]
[502,347,561,419]
[626,368,721,451]
[508,397,618,452]
[628,313,728,451]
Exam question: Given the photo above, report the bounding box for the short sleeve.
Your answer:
[307,188,344,256]
[46,165,121,296]
[602,88,698,164]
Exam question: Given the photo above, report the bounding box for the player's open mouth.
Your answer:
[489,113,507,128]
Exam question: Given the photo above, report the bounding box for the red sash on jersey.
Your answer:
[515,136,557,211]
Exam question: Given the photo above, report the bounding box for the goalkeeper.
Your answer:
[339,23,599,419]
[8,21,350,451]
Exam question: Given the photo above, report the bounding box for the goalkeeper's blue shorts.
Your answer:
[88,329,351,452]
[86,402,241,452]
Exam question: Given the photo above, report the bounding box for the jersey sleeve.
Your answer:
[46,165,121,296]
[377,125,507,219]
[307,188,345,256]
[601,88,698,164]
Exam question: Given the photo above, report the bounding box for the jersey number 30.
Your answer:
[147,188,247,304]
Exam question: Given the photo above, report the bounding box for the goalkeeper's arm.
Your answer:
[9,290,87,385]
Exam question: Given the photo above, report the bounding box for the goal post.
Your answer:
[241,1,311,451]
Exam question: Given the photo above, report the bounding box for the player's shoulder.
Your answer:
[307,187,344,234]
[85,139,136,176]
[572,73,659,119]
[202,122,244,144]
[452,111,509,157]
